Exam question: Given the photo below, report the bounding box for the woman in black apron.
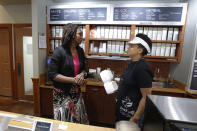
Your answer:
[116,33,153,127]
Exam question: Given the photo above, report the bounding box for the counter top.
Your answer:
[40,78,186,94]
[0,111,115,131]
[148,95,197,124]
[151,87,185,94]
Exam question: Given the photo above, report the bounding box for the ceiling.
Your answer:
[0,0,31,5]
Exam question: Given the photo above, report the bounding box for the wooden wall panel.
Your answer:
[32,78,40,116]
[87,58,170,78]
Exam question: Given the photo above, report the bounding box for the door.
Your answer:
[0,24,13,96]
[14,24,33,101]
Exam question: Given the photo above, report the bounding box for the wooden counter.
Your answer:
[151,87,185,93]
[185,91,197,99]
[86,79,186,96]
[0,111,115,131]
[40,84,86,92]
[40,78,186,94]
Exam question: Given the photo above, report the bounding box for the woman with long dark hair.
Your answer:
[48,23,88,124]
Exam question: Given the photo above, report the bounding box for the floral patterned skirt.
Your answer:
[53,86,89,124]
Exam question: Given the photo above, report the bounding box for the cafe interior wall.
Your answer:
[32,0,53,78]
[0,4,31,23]
[1,0,195,90]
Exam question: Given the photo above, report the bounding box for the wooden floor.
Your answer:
[0,96,33,116]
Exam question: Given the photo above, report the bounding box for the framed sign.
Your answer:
[111,3,188,25]
[47,4,110,24]
[188,24,197,92]
[190,61,197,90]
[47,3,187,25]
[32,120,52,131]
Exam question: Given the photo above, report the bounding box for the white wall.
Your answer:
[171,0,197,89]
[32,0,53,77]
[0,4,31,23]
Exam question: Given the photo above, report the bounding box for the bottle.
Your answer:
[153,67,160,82]
[167,74,173,85]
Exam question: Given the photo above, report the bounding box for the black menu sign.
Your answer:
[190,62,197,90]
[50,8,107,21]
[32,121,52,131]
[113,7,183,22]
[196,49,197,59]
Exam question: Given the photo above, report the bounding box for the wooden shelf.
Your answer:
[46,24,186,63]
[146,58,178,63]
[152,40,181,43]
[89,39,180,43]
[144,56,177,59]
[88,53,178,62]
[49,37,85,40]
[90,38,130,41]
[89,53,177,59]
[88,52,126,56]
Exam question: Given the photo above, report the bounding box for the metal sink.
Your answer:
[152,82,172,88]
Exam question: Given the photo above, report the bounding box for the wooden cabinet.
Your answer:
[85,85,116,125]
[40,87,53,118]
[46,24,186,63]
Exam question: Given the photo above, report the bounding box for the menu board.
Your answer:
[196,49,197,59]
[49,8,107,21]
[190,61,197,90]
[113,7,183,22]
[48,3,187,25]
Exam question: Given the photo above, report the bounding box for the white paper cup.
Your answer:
[104,81,118,94]
[100,70,113,83]
[116,121,140,131]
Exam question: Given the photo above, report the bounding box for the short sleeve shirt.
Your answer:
[115,59,153,121]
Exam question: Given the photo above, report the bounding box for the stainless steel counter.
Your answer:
[148,95,197,124]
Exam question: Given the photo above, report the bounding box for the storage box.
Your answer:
[167,28,173,41]
[173,28,179,41]
[156,43,161,56]
[152,27,158,40]
[162,28,168,41]
[164,43,172,56]
[151,43,157,56]
[170,44,176,57]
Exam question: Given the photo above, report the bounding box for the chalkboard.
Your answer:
[50,8,107,21]
[190,62,197,90]
[195,50,197,59]
[113,7,183,22]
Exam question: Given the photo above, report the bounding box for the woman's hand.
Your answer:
[74,72,85,85]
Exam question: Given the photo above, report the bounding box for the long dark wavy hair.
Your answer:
[62,23,79,48]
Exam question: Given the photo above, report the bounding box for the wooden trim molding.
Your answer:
[13,24,32,100]
[13,24,32,28]
[32,77,41,116]
[173,79,186,91]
